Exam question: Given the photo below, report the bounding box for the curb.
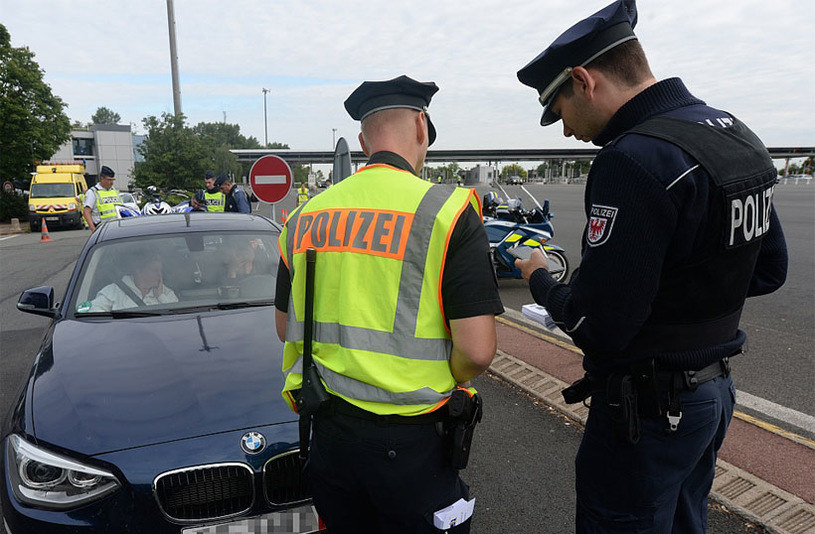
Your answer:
[488,350,815,534]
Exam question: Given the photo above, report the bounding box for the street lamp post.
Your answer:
[332,128,337,149]
[166,0,182,115]
[262,88,270,147]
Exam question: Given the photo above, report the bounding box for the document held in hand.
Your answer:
[433,497,475,530]
[522,303,558,331]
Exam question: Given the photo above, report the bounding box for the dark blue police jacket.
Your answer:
[530,78,788,375]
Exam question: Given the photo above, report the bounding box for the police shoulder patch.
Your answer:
[586,204,618,247]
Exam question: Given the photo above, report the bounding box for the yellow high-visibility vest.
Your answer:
[297,187,309,206]
[204,191,225,212]
[279,163,480,416]
[95,186,120,221]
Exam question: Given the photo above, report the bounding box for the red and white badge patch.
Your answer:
[586,204,618,247]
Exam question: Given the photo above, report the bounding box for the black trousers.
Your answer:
[308,411,471,534]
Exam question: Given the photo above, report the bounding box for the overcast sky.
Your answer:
[3,0,814,155]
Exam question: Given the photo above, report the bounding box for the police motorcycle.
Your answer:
[482,185,570,282]
[140,185,174,215]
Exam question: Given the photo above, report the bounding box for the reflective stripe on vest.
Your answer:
[95,187,120,220]
[204,191,225,212]
[279,165,480,414]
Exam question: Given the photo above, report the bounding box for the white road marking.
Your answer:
[0,234,19,241]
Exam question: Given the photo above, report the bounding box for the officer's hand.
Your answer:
[515,248,549,281]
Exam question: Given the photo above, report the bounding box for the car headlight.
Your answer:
[68,203,76,210]
[6,434,120,510]
[28,204,36,212]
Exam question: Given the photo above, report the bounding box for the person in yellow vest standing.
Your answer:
[275,75,503,533]
[296,182,309,206]
[203,170,226,212]
[83,166,120,232]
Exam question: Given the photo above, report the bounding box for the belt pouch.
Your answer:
[606,374,640,445]
[630,359,664,418]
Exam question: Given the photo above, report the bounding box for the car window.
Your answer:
[31,183,76,198]
[71,232,279,316]
[120,192,134,203]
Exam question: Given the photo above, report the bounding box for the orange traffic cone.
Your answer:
[281,208,288,224]
[40,218,52,242]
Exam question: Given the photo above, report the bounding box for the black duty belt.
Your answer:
[656,357,731,391]
[562,357,732,407]
[322,395,447,425]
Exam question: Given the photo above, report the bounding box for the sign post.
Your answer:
[333,137,352,185]
[249,155,293,222]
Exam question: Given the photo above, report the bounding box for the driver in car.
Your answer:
[90,251,178,311]
[223,243,255,282]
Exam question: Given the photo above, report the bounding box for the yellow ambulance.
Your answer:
[28,163,89,231]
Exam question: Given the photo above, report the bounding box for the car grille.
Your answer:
[154,463,254,522]
[264,450,311,505]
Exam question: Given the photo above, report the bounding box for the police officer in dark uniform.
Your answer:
[275,76,503,533]
[514,1,788,532]
[214,173,251,213]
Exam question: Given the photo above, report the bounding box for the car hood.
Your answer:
[31,307,295,456]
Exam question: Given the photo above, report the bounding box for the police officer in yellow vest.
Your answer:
[83,165,120,232]
[296,183,309,206]
[275,75,503,533]
[203,170,226,212]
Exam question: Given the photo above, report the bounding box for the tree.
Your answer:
[192,121,289,184]
[0,24,71,184]
[501,164,528,179]
[91,106,121,125]
[133,113,210,190]
[291,164,310,183]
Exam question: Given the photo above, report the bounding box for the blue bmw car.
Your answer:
[1,213,322,533]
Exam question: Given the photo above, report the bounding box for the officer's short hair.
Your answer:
[586,39,652,87]
[557,40,651,103]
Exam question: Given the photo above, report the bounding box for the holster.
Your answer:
[562,376,594,404]
[606,373,640,445]
[441,390,483,470]
[293,368,330,461]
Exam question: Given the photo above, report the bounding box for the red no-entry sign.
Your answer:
[249,155,293,204]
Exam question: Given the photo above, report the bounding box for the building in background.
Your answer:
[50,124,135,190]
[466,165,496,185]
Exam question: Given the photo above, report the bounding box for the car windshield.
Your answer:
[31,183,75,198]
[71,231,278,317]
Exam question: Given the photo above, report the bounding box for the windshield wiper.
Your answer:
[78,310,167,318]
[214,300,275,310]
[167,300,275,314]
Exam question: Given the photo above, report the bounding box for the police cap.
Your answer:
[517,0,638,126]
[214,173,228,187]
[344,75,439,146]
[205,170,215,179]
[100,165,115,178]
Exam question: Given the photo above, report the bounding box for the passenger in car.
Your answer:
[90,251,178,311]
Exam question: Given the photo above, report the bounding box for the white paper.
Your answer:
[433,497,475,530]
[522,303,558,331]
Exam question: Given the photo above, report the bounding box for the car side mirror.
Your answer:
[17,286,60,318]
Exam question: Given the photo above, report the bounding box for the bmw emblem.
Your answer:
[240,432,266,455]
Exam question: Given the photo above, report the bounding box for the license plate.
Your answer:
[181,504,321,534]
[46,217,59,221]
